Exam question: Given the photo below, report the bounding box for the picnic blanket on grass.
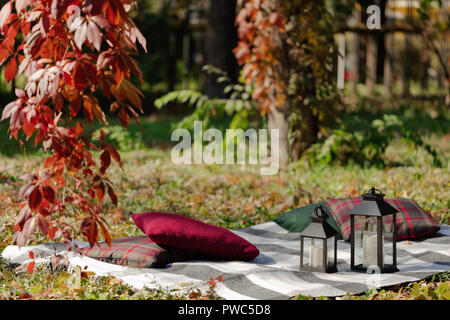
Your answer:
[2,222,449,300]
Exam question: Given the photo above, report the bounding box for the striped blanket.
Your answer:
[2,222,449,300]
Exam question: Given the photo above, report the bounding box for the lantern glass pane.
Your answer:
[302,237,310,268]
[327,237,334,268]
[307,238,324,269]
[382,215,394,266]
[362,216,379,268]
[353,216,365,267]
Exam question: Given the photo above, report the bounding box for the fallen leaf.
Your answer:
[27,261,35,273]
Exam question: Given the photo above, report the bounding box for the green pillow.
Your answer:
[273,202,342,239]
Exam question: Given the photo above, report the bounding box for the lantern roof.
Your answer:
[350,187,398,217]
[300,206,338,239]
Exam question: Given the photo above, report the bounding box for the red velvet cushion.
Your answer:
[131,212,260,261]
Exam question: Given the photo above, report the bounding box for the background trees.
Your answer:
[149,0,448,168]
[204,0,238,99]
[234,0,338,167]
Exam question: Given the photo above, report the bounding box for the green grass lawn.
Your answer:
[0,146,449,299]
[0,110,449,300]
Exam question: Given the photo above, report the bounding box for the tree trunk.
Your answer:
[376,0,387,85]
[204,0,238,98]
[346,31,359,94]
[383,33,393,95]
[402,34,411,96]
[365,34,377,92]
[337,33,346,90]
[346,7,360,103]
[290,102,320,162]
[268,105,290,169]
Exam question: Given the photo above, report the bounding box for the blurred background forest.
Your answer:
[0,0,449,168]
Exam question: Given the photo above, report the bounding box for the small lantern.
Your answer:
[350,187,399,273]
[300,205,338,273]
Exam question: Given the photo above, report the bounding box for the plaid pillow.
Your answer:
[326,197,440,241]
[82,236,176,268]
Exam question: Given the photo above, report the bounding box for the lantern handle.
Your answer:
[368,187,384,196]
[313,205,327,218]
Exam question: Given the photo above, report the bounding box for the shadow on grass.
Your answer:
[0,114,181,157]
[1,103,448,161]
[0,110,236,157]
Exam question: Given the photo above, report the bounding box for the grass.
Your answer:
[0,113,179,157]
[0,257,193,300]
[294,271,450,300]
[0,109,449,300]
[1,147,449,299]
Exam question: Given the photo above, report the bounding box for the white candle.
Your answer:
[363,233,379,267]
[309,244,323,268]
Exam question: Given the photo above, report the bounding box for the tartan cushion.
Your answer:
[325,197,440,241]
[82,236,177,268]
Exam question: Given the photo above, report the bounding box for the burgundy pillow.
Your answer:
[326,197,440,241]
[131,212,260,261]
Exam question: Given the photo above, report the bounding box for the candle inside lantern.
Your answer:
[363,233,378,267]
[309,244,323,268]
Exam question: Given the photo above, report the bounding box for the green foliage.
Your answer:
[296,280,450,300]
[430,271,450,282]
[337,272,450,300]
[155,89,216,130]
[94,125,145,152]
[131,1,204,95]
[337,280,450,300]
[154,65,262,133]
[417,0,443,21]
[305,110,444,167]
[406,281,450,300]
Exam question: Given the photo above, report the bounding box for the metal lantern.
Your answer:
[300,205,338,273]
[350,187,399,273]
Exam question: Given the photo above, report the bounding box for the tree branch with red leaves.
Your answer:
[0,0,146,247]
[233,0,339,164]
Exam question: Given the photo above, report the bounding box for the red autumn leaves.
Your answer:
[233,0,287,113]
[15,172,56,243]
[0,0,146,247]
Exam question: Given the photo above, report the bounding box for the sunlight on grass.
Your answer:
[0,112,448,300]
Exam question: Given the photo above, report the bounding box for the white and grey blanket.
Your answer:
[2,222,449,300]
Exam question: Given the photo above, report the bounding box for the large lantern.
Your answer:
[300,205,338,273]
[350,187,399,273]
